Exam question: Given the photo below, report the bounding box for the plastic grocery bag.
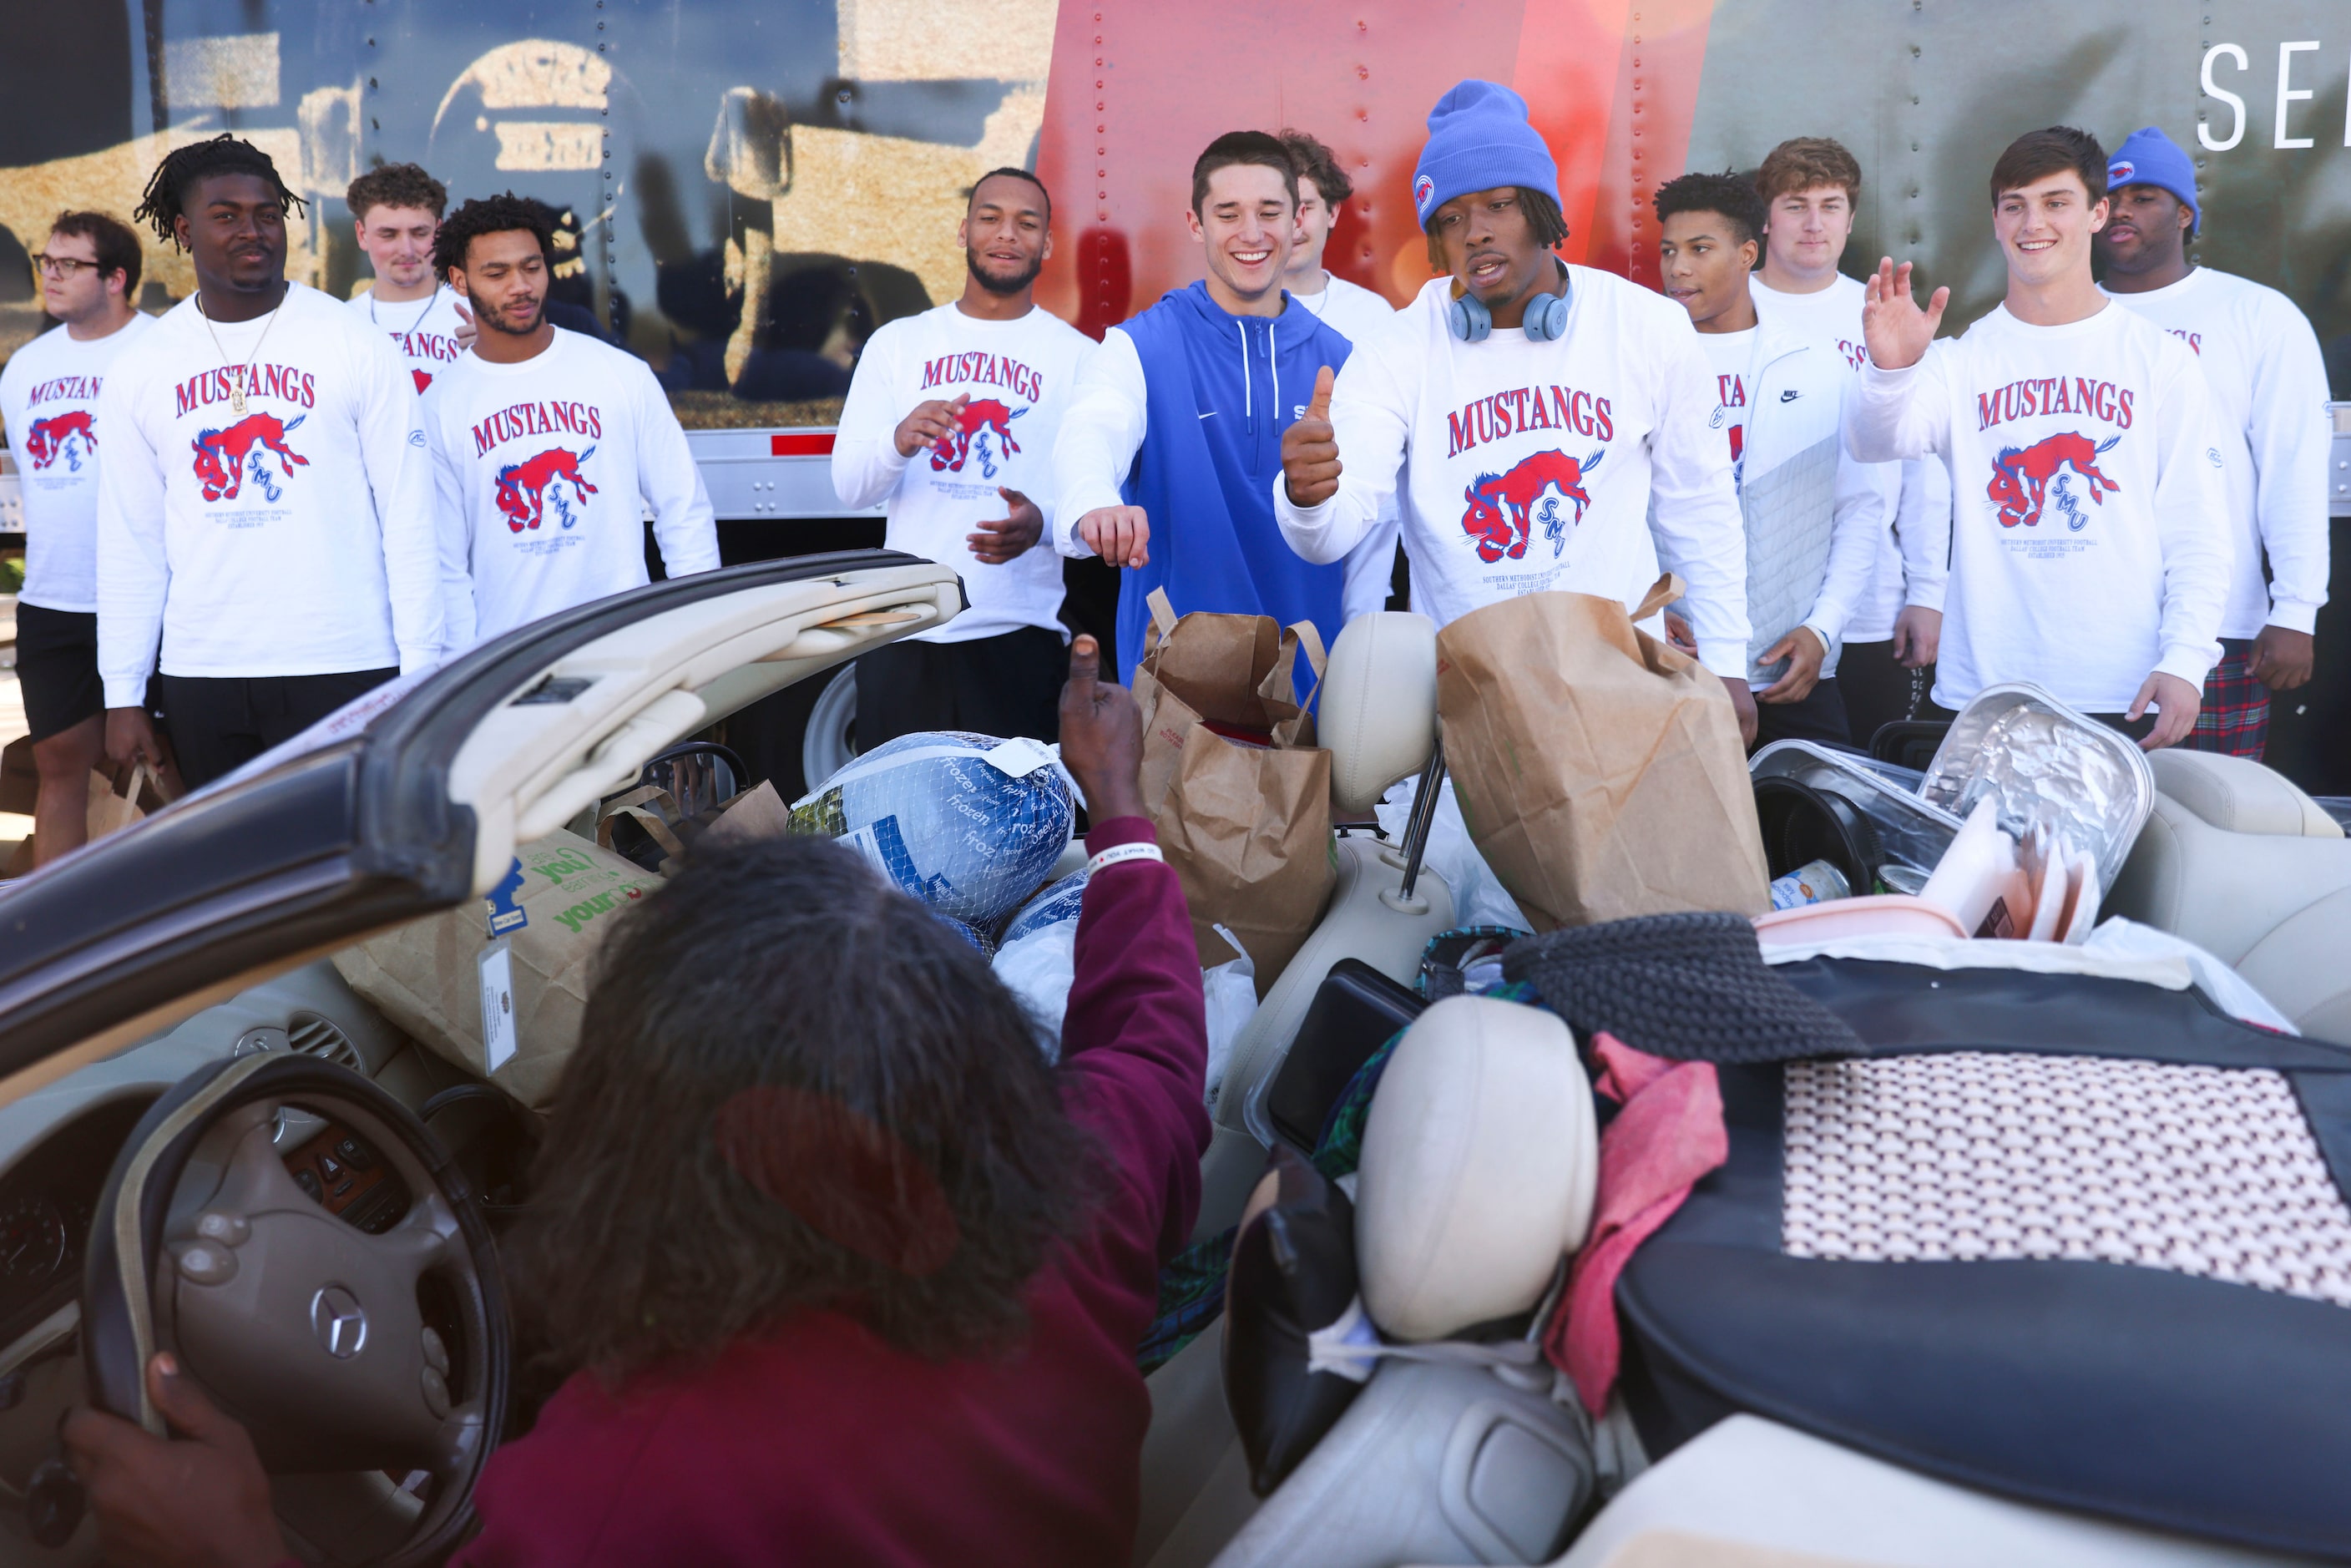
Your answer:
[1375,774,1529,933]
[1201,925,1259,1113]
[791,731,1074,928]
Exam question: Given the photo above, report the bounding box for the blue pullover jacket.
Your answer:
[1113,282,1352,685]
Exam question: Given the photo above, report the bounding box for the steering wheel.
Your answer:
[73,1053,509,1564]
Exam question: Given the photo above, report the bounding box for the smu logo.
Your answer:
[1987,432,2120,531]
[497,447,598,532]
[930,399,1024,479]
[23,411,95,472]
[1460,448,1605,563]
[191,413,307,503]
[1413,173,1435,217]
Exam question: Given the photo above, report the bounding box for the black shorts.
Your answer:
[855,626,1066,751]
[14,604,104,744]
[153,667,398,790]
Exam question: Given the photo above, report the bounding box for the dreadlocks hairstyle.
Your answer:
[133,134,306,250]
[1652,170,1769,250]
[432,192,557,281]
[1422,188,1570,271]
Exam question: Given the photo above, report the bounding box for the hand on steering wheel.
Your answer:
[66,1054,509,1566]
[65,1353,287,1567]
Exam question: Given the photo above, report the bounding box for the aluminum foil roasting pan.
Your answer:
[1918,683,2156,891]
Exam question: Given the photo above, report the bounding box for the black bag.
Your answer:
[1222,1146,1366,1495]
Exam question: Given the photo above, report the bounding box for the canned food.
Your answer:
[1769,858,1852,910]
[1877,862,1929,897]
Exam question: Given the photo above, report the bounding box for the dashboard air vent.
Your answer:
[287,1013,364,1072]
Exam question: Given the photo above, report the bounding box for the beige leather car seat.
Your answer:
[1209,997,1600,1568]
[1192,613,1457,1242]
[2108,749,2351,1044]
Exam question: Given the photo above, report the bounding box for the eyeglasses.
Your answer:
[30,255,103,279]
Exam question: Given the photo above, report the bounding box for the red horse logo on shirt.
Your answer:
[412,369,434,395]
[1460,448,1606,562]
[496,446,599,532]
[23,411,95,473]
[929,399,1025,480]
[190,412,308,503]
[1987,432,2121,532]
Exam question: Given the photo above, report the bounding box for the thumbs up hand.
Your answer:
[1281,363,1342,508]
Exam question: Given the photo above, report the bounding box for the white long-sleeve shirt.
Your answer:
[1271,269,1751,676]
[1049,327,1149,552]
[95,283,444,706]
[1844,300,2232,713]
[2102,266,2333,639]
[832,301,1094,644]
[0,312,154,613]
[1294,275,1407,622]
[347,284,470,397]
[427,327,718,647]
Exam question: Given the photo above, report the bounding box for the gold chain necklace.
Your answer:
[195,290,286,415]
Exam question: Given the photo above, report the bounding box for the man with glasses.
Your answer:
[0,211,154,862]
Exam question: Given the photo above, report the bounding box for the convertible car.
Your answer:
[2,549,2348,1566]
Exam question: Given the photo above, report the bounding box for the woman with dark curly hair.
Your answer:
[67,636,1214,1565]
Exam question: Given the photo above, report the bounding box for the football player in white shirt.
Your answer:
[1654,171,1886,750]
[1750,137,1946,750]
[0,210,154,861]
[832,168,1095,746]
[2095,125,2332,761]
[101,134,444,788]
[1849,127,2230,750]
[1278,129,1404,624]
[345,163,473,395]
[427,195,717,647]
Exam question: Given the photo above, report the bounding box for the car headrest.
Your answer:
[2147,749,2343,840]
[1321,612,1438,816]
[1355,995,1598,1343]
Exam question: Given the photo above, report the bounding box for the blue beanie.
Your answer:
[1412,80,1560,226]
[2106,126,2199,235]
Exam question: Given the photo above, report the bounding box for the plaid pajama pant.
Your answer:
[2186,639,2269,761]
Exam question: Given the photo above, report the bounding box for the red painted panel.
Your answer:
[770,433,836,457]
[1033,0,1718,328]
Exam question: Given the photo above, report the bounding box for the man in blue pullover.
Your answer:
[1051,132,1353,683]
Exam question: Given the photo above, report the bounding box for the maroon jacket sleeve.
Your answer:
[1057,816,1212,1264]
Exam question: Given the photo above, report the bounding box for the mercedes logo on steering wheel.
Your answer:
[310,1284,369,1359]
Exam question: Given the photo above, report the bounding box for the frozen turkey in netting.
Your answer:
[790,731,1076,928]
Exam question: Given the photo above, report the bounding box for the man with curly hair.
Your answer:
[1655,169,1887,746]
[423,193,715,646]
[94,134,445,787]
[344,161,472,395]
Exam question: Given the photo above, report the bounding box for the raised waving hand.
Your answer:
[1861,257,1949,372]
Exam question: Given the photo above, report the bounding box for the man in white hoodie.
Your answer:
[1654,170,1885,748]
[1276,79,1754,743]
[1848,126,2230,750]
[98,134,444,787]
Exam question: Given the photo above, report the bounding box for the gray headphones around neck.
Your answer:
[1450,259,1572,342]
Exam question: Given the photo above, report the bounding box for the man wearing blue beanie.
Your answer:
[1276,80,1755,742]
[2096,124,2332,761]
[1052,131,1352,684]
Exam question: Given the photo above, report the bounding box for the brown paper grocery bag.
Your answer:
[332,829,660,1110]
[1436,577,1768,931]
[1131,587,1317,817]
[87,762,170,841]
[1130,589,1334,992]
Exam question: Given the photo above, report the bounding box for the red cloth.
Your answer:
[1546,1032,1727,1415]
[443,817,1211,1566]
[2184,640,2270,760]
